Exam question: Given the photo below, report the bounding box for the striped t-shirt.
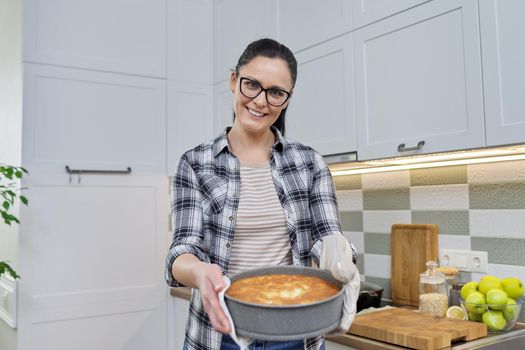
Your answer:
[227,162,292,275]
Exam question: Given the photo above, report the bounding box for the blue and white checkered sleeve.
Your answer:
[165,156,211,288]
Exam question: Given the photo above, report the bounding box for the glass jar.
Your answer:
[419,260,449,316]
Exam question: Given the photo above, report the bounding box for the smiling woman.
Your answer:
[165,38,358,350]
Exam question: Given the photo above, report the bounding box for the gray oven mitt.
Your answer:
[319,234,361,333]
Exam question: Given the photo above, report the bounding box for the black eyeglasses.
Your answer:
[239,77,291,107]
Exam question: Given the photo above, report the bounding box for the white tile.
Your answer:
[410,184,469,210]
[438,234,471,250]
[343,231,364,254]
[363,210,411,233]
[364,254,391,279]
[361,170,410,189]
[470,210,525,238]
[472,264,525,283]
[336,190,363,211]
[468,159,525,183]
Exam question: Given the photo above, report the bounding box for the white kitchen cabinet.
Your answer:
[350,0,431,29]
[23,0,166,78]
[354,0,485,161]
[214,80,234,135]
[167,81,214,175]
[17,174,169,350]
[213,0,278,83]
[277,0,352,53]
[480,0,525,147]
[286,34,356,156]
[22,63,166,176]
[167,0,213,84]
[169,296,190,350]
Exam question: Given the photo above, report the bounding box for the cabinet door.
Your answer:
[22,64,166,175]
[17,175,169,350]
[214,80,234,135]
[480,0,525,147]
[351,0,430,29]
[167,0,213,84]
[23,0,166,77]
[167,81,213,175]
[213,0,277,83]
[278,0,352,52]
[286,35,356,156]
[354,0,485,161]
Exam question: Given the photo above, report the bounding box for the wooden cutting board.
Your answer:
[391,224,438,306]
[348,307,487,350]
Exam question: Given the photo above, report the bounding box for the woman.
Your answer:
[165,38,357,350]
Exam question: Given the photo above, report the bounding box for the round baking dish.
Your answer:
[225,266,344,341]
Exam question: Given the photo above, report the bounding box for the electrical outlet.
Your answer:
[439,249,488,273]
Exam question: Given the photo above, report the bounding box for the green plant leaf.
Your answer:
[2,201,9,210]
[0,262,20,279]
[20,195,28,205]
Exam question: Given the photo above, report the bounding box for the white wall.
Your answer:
[0,0,22,347]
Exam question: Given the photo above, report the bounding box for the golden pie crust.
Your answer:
[226,274,340,306]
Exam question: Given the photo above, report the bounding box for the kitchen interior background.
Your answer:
[334,159,525,321]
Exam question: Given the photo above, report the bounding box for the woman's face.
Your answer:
[230,56,293,136]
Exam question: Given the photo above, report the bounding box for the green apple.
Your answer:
[465,291,487,314]
[486,288,508,310]
[501,277,524,299]
[478,276,502,295]
[468,311,483,322]
[482,310,507,332]
[503,298,518,321]
[461,281,479,300]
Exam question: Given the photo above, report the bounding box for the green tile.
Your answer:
[365,276,391,301]
[519,241,525,266]
[356,253,365,274]
[340,211,363,232]
[410,165,467,186]
[471,237,521,265]
[411,211,469,235]
[470,183,525,209]
[334,174,362,190]
[363,188,410,210]
[364,233,391,255]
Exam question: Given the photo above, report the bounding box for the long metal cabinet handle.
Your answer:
[397,140,425,152]
[65,166,132,184]
[65,166,132,175]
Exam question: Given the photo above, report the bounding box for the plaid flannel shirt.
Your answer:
[165,127,358,350]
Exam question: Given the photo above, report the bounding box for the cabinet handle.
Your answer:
[65,166,132,184]
[397,140,425,152]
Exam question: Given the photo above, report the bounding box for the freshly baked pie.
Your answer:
[226,274,340,306]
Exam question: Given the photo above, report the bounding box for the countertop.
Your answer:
[170,288,525,350]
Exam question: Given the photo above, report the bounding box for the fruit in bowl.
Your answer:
[460,275,524,333]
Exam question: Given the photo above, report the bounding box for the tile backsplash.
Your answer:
[334,159,525,307]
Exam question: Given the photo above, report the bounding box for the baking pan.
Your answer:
[225,266,344,341]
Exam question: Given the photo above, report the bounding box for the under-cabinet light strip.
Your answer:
[330,153,525,176]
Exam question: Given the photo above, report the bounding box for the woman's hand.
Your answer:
[196,263,232,334]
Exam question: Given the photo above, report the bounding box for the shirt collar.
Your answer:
[212,126,287,158]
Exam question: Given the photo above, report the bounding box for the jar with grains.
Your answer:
[419,260,448,316]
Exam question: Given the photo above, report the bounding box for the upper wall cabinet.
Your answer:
[213,0,277,83]
[167,81,213,175]
[278,0,351,53]
[23,0,166,78]
[351,0,431,29]
[22,64,166,175]
[480,0,525,147]
[168,0,213,84]
[354,0,485,161]
[286,34,356,156]
[214,80,234,135]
